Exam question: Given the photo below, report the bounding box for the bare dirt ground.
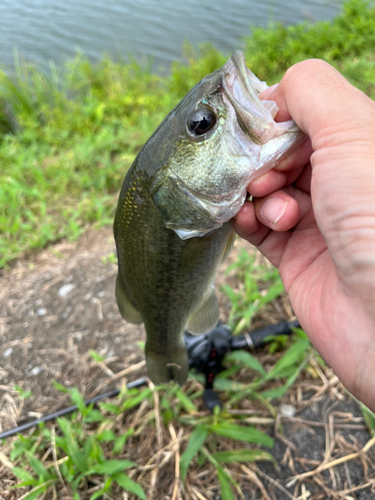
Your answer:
[0,228,146,429]
[1,228,375,499]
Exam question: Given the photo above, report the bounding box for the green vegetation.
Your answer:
[223,249,284,334]
[2,254,321,498]
[1,0,375,267]
[6,328,314,499]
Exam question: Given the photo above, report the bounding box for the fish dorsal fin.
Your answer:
[221,229,236,264]
[115,274,143,324]
[187,287,220,335]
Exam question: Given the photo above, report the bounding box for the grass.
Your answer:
[3,322,375,499]
[223,249,284,335]
[1,0,375,267]
[3,329,314,500]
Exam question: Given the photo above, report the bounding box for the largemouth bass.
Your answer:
[114,51,304,385]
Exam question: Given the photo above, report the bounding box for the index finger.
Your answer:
[264,59,375,148]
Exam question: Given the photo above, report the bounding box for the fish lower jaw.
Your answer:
[166,185,247,240]
[172,227,220,239]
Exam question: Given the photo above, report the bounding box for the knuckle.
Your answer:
[284,59,332,85]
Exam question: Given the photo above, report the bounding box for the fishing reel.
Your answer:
[184,320,299,411]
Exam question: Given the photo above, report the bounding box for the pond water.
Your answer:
[0,0,342,71]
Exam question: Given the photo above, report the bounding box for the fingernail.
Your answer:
[261,198,288,225]
[266,83,279,94]
[260,83,279,99]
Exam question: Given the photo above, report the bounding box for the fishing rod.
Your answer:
[0,319,299,440]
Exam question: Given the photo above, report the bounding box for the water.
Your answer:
[0,0,342,71]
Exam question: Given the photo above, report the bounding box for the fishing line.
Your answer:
[0,379,148,440]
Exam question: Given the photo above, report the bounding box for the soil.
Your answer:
[1,227,375,499]
[0,228,147,430]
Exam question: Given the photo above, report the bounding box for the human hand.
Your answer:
[232,60,375,410]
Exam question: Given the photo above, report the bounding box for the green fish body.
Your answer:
[114,51,304,385]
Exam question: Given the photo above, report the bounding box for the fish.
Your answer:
[113,50,305,385]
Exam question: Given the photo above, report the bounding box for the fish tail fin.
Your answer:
[145,347,189,385]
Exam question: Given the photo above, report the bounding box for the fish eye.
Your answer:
[187,108,217,136]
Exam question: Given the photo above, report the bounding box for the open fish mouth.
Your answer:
[221,51,278,144]
[221,50,300,145]
[223,51,271,113]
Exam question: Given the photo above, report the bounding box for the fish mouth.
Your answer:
[221,50,278,144]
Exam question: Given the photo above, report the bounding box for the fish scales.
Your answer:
[115,164,233,383]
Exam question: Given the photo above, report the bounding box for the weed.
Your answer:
[6,338,307,500]
[10,386,149,499]
[101,252,117,265]
[13,385,33,400]
[4,320,316,499]
[222,248,284,334]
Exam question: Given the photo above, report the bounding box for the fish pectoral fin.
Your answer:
[220,229,236,264]
[187,288,220,335]
[115,274,143,324]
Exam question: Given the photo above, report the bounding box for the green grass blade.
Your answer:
[90,484,112,500]
[180,425,208,481]
[361,403,375,436]
[69,388,88,415]
[15,479,56,500]
[112,429,134,455]
[97,430,117,442]
[265,337,310,381]
[121,388,152,411]
[216,466,236,500]
[84,409,105,423]
[57,418,89,473]
[92,459,136,475]
[213,377,247,392]
[89,350,105,363]
[95,477,113,499]
[259,280,285,306]
[212,449,276,465]
[52,380,70,393]
[99,402,121,415]
[261,356,310,399]
[12,467,37,485]
[21,486,48,500]
[226,350,266,376]
[175,387,198,413]
[25,451,53,480]
[113,472,146,500]
[209,422,274,448]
